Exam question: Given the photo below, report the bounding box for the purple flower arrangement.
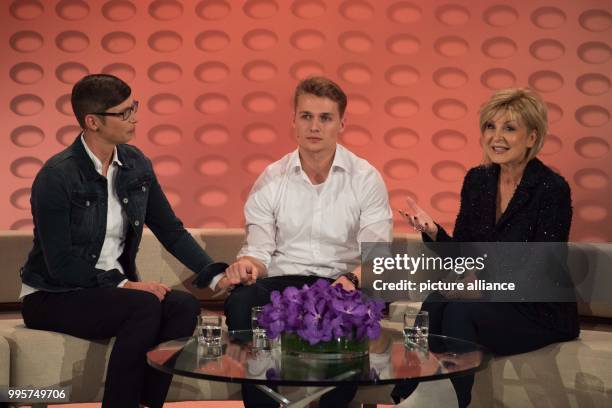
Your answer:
[257,279,385,345]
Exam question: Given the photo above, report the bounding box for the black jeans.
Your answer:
[391,292,576,407]
[22,288,200,408]
[225,276,358,408]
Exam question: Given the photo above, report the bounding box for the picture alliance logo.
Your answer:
[371,253,488,275]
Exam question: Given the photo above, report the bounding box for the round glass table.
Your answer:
[147,329,490,407]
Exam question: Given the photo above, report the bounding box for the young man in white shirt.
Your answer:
[214,76,393,408]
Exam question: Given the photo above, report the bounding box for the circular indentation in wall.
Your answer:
[198,217,229,228]
[10,188,32,210]
[528,71,564,93]
[433,99,468,120]
[531,7,566,29]
[431,192,460,213]
[196,0,230,20]
[149,0,183,20]
[11,157,43,178]
[435,4,470,26]
[243,0,278,19]
[243,92,277,113]
[163,188,181,207]
[242,60,277,82]
[339,0,374,21]
[10,219,34,231]
[385,65,420,87]
[56,0,89,20]
[195,31,230,51]
[102,0,136,21]
[574,168,609,190]
[383,159,419,180]
[346,94,371,115]
[481,37,517,59]
[10,0,44,20]
[56,31,90,53]
[290,30,326,51]
[290,60,325,80]
[579,9,612,32]
[338,31,373,53]
[148,93,183,115]
[10,31,44,52]
[432,129,468,151]
[152,156,181,176]
[10,62,44,84]
[101,32,135,54]
[546,103,563,123]
[338,63,372,84]
[197,156,230,176]
[433,67,468,89]
[148,124,182,146]
[102,63,136,81]
[575,137,610,159]
[10,94,44,116]
[387,2,422,23]
[577,42,611,64]
[56,125,80,146]
[56,62,89,84]
[386,34,421,55]
[481,68,516,90]
[384,128,419,149]
[340,125,372,147]
[243,29,278,51]
[10,126,44,147]
[196,124,230,145]
[55,94,72,116]
[148,62,182,84]
[434,36,469,57]
[195,93,230,114]
[194,62,230,83]
[483,5,518,27]
[244,123,277,144]
[385,97,419,118]
[575,106,610,127]
[148,31,182,52]
[244,156,274,175]
[432,161,466,182]
[540,134,562,155]
[576,201,608,222]
[576,73,611,96]
[529,39,565,61]
[291,0,326,19]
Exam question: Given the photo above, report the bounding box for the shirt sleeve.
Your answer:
[357,168,393,242]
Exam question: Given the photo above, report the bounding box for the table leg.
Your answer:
[255,384,338,408]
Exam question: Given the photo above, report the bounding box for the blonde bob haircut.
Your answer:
[479,88,548,164]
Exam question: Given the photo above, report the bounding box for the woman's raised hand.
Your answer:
[398,196,438,241]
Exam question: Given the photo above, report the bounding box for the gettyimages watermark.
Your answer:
[360,241,612,302]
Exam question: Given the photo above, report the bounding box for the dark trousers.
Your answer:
[22,288,200,408]
[225,276,358,408]
[392,292,576,407]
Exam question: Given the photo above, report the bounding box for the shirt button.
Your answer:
[134,220,140,226]
[142,186,147,192]
[91,254,97,259]
[85,200,90,207]
[122,198,128,204]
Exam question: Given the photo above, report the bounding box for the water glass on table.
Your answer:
[197,315,222,345]
[403,311,429,347]
[251,306,267,339]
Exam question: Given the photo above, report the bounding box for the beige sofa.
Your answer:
[0,229,611,407]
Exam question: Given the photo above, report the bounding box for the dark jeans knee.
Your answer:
[224,283,269,331]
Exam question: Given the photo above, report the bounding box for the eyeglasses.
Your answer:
[91,101,139,121]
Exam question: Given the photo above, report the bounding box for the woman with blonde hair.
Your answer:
[392,88,579,406]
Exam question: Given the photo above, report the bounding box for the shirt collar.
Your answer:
[80,133,123,173]
[290,144,349,173]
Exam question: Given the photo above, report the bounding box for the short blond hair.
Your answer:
[479,88,548,163]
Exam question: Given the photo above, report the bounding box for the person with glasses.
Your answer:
[19,74,221,408]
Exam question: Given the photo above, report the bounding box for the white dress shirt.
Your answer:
[211,144,392,288]
[20,135,128,298]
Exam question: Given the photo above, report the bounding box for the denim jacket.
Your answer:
[21,135,214,291]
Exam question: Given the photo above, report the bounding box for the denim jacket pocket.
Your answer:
[70,192,100,243]
[126,175,151,221]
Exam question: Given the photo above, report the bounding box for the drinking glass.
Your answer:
[251,306,266,339]
[197,315,222,345]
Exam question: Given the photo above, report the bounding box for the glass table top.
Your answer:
[147,329,491,387]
